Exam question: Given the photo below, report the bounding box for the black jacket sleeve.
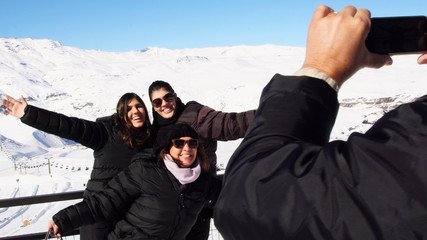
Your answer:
[214,74,427,240]
[20,105,109,150]
[52,158,145,234]
[224,74,338,173]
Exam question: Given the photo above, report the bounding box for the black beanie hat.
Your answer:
[153,123,199,154]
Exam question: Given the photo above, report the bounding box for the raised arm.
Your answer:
[215,5,398,239]
[2,94,109,150]
[227,5,392,157]
[301,5,392,86]
[197,106,255,141]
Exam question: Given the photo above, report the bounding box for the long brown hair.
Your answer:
[114,93,153,148]
[160,141,210,172]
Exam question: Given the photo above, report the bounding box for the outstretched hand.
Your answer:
[1,95,27,119]
[302,5,393,86]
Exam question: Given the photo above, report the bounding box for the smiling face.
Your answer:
[150,88,177,119]
[169,137,198,168]
[126,98,147,128]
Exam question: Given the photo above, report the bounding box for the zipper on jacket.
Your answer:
[169,189,186,239]
[179,192,186,209]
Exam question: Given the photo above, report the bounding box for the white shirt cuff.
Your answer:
[293,67,339,92]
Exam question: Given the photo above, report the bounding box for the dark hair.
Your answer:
[148,80,175,101]
[114,92,153,148]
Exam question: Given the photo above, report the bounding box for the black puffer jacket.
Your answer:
[215,74,427,239]
[153,100,255,175]
[53,150,220,240]
[21,105,149,196]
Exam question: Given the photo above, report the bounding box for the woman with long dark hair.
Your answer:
[2,92,153,239]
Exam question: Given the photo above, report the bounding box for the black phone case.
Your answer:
[366,16,427,54]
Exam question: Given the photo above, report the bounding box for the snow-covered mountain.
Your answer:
[0,38,304,119]
[0,37,425,237]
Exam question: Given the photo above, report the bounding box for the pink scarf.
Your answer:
[163,154,201,185]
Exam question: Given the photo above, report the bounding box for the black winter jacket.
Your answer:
[215,74,427,239]
[153,100,255,175]
[53,150,221,240]
[21,105,148,196]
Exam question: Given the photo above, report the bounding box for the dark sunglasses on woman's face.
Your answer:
[151,92,176,108]
[171,139,199,149]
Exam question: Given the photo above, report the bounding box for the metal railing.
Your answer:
[0,191,84,208]
[0,181,223,239]
[0,229,80,240]
[0,191,84,240]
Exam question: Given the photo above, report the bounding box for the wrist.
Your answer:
[294,67,339,92]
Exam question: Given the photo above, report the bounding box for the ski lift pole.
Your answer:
[46,157,52,176]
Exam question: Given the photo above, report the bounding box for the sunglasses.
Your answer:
[151,92,176,108]
[171,139,199,149]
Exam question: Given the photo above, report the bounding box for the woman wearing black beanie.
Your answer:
[47,124,221,240]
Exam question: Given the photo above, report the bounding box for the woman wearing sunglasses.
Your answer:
[148,80,255,240]
[48,123,221,240]
[148,80,256,176]
[1,92,153,240]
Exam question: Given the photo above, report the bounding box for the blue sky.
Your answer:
[1,0,425,52]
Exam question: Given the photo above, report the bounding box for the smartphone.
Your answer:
[366,16,427,54]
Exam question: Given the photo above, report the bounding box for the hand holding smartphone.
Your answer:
[366,16,427,54]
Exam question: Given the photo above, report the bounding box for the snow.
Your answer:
[0,37,426,238]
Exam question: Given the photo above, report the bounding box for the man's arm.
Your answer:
[224,5,392,175]
[215,5,394,239]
